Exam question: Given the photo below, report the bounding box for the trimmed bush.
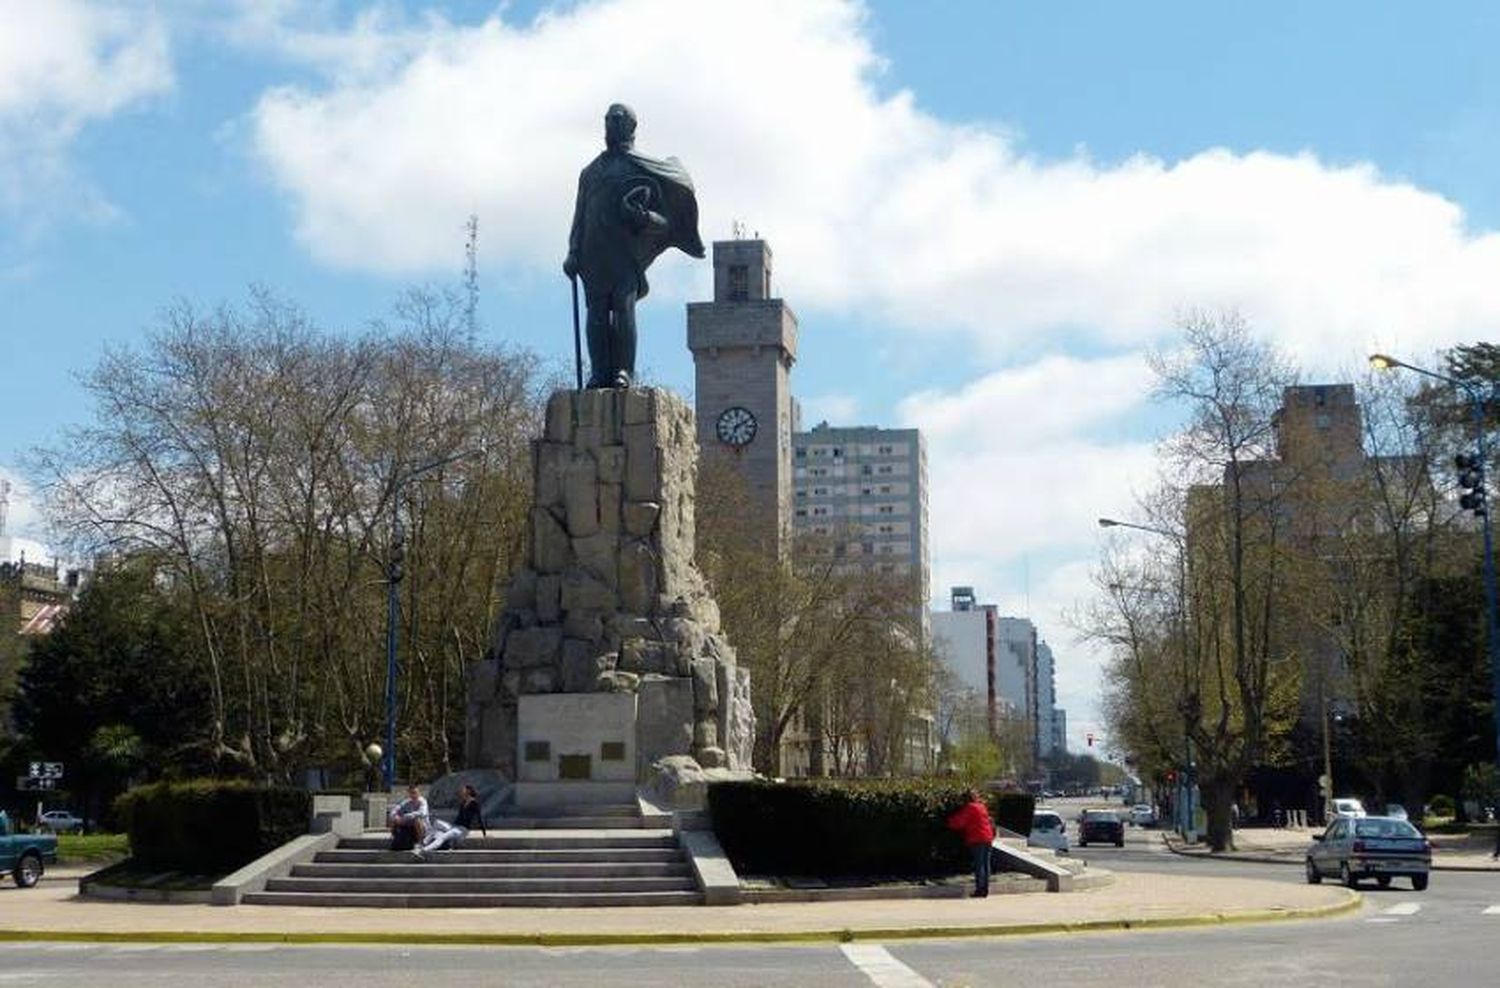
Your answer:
[113,780,311,873]
[707,779,1034,878]
[1428,794,1456,818]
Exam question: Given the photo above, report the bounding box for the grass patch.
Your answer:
[57,833,129,865]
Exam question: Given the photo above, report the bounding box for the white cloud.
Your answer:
[799,392,860,426]
[0,0,172,232]
[247,0,1500,363]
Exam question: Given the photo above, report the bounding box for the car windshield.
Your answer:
[1084,811,1118,821]
[1354,819,1420,839]
[1033,815,1060,831]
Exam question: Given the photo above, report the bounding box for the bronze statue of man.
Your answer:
[564,104,705,389]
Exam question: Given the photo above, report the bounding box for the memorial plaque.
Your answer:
[558,754,592,780]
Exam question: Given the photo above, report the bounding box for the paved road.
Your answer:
[3,812,1496,986]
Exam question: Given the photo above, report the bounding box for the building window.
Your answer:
[879,485,891,494]
[795,448,806,459]
[878,444,892,454]
[813,507,828,516]
[795,508,807,517]
[878,465,893,474]
[728,265,749,301]
[878,505,894,514]
[861,465,873,476]
[813,487,827,496]
[832,447,842,457]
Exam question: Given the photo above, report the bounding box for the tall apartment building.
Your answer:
[996,617,1038,764]
[791,422,931,609]
[1051,709,1068,756]
[687,238,799,550]
[931,586,1004,741]
[1036,640,1058,760]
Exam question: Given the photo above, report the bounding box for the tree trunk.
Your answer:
[1204,775,1237,852]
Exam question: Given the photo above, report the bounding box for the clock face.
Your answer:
[716,406,758,447]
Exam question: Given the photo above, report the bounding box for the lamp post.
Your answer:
[1098,516,1197,840]
[382,449,480,791]
[1369,352,1500,791]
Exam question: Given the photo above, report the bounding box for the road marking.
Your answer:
[1484,905,1500,915]
[1382,902,1422,916]
[840,944,934,988]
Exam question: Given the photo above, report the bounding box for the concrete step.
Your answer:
[242,890,704,908]
[316,847,684,865]
[501,803,641,818]
[293,861,692,879]
[340,830,675,850]
[265,876,697,895]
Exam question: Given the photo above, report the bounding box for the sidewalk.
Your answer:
[1163,827,1500,872]
[0,866,1357,945]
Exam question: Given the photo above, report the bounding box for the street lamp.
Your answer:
[1369,352,1500,793]
[382,449,481,791]
[1098,516,1198,841]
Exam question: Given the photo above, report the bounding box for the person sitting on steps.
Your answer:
[414,784,488,859]
[388,784,429,852]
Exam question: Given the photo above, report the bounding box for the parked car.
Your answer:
[37,810,85,834]
[1331,797,1367,818]
[1306,815,1430,890]
[1028,809,1071,854]
[1078,810,1125,847]
[0,811,58,888]
[1129,804,1157,827]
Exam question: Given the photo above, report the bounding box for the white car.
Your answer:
[1129,803,1157,827]
[37,810,84,834]
[1331,798,1367,819]
[1028,809,1070,854]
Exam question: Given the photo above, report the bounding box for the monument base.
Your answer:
[513,780,639,810]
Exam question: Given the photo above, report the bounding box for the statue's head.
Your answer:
[604,103,637,151]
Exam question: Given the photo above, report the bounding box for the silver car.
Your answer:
[1306,815,1431,890]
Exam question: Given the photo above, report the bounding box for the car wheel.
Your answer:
[1079,840,1087,848]
[1376,876,1391,888]
[1340,862,1357,888]
[1305,858,1322,884]
[1412,874,1428,891]
[1116,839,1124,847]
[13,853,42,889]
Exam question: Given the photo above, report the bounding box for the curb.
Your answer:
[0,892,1362,947]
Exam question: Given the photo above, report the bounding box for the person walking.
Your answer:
[947,789,996,898]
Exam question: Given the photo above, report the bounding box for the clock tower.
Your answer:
[687,238,798,550]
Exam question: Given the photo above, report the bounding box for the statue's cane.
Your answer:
[569,274,583,391]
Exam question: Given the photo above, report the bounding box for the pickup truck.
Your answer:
[0,810,58,887]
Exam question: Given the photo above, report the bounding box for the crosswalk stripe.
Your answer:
[840,944,934,988]
[1382,902,1422,916]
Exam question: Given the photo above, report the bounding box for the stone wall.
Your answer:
[466,387,754,782]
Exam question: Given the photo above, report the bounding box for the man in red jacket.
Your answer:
[947,789,996,898]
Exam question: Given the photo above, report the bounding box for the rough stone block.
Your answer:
[520,667,557,694]
[560,638,609,692]
[691,658,719,715]
[622,388,656,426]
[562,608,604,643]
[507,568,538,613]
[533,442,568,508]
[624,501,661,537]
[536,574,561,624]
[560,570,615,612]
[562,455,599,537]
[575,424,603,449]
[503,626,562,669]
[623,423,661,501]
[693,715,718,751]
[573,532,620,587]
[618,540,659,613]
[532,507,571,573]
[596,446,626,484]
[636,677,695,773]
[597,670,640,693]
[599,483,622,533]
[697,745,727,769]
[619,638,682,676]
[545,392,573,443]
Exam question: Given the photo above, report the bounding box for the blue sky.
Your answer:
[4,0,1499,749]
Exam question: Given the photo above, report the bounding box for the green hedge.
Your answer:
[707,779,1035,878]
[113,780,311,873]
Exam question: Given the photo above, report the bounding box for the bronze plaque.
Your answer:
[558,754,592,780]
[600,741,626,762]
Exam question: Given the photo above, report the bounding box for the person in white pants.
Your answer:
[415,784,486,858]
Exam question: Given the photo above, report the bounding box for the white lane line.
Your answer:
[1483,905,1500,915]
[1383,902,1422,916]
[840,944,934,988]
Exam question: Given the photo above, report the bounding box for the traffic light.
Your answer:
[1456,452,1487,516]
[1086,732,1094,747]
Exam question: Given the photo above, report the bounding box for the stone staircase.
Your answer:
[243,803,703,907]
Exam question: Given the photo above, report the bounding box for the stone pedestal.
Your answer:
[466,388,754,790]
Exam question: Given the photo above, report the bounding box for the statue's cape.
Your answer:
[623,149,707,266]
